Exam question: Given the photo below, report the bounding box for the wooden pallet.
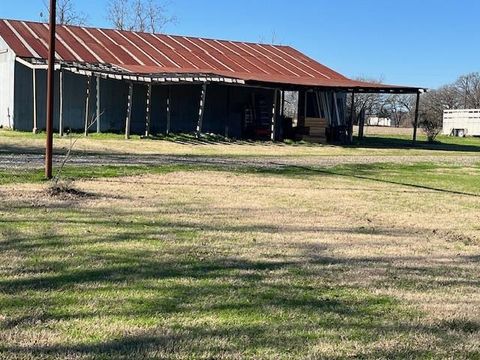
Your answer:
[303,117,327,142]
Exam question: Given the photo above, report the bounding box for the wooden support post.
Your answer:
[166,86,171,135]
[349,91,355,143]
[84,76,91,136]
[96,75,101,133]
[145,83,152,137]
[332,92,340,127]
[314,91,323,119]
[304,91,308,119]
[271,89,279,141]
[225,86,231,138]
[196,83,207,138]
[297,90,306,129]
[32,68,37,133]
[59,70,64,136]
[125,82,133,140]
[412,91,421,144]
[281,90,285,118]
[358,108,366,140]
[323,92,331,126]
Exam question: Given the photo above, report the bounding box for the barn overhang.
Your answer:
[13,55,427,144]
[16,56,428,100]
[15,57,246,85]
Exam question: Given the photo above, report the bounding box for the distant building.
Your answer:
[443,109,480,137]
[366,116,392,127]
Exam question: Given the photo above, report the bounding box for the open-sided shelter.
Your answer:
[0,19,425,142]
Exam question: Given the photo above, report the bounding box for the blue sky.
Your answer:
[1,0,479,89]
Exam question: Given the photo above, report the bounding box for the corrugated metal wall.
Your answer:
[14,63,95,132]
[0,37,15,128]
[13,62,210,135]
[11,63,351,140]
[12,65,278,139]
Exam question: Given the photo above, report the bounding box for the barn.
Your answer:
[0,19,424,142]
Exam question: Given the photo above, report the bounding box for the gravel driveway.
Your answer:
[1,152,479,171]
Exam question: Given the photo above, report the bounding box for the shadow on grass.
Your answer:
[0,143,125,157]
[0,132,317,156]
[352,136,480,153]
[0,200,479,358]
[247,163,480,198]
[1,158,480,358]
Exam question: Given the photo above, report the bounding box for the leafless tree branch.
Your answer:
[41,0,88,26]
[107,0,176,33]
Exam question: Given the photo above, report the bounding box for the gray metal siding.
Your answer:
[14,64,83,132]
[203,84,229,135]
[130,83,147,135]
[13,64,132,133]
[0,37,15,128]
[98,78,128,133]
[150,85,168,134]
[13,61,34,131]
[169,84,201,133]
[10,66,336,140]
[62,71,89,131]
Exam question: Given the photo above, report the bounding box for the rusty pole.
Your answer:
[45,0,56,179]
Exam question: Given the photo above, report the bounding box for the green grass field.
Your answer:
[0,131,479,359]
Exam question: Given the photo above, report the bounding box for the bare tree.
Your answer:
[107,0,129,30]
[455,73,480,109]
[418,92,444,142]
[379,95,404,127]
[379,94,417,127]
[107,0,175,33]
[41,0,88,26]
[258,30,284,45]
[347,77,385,124]
[283,91,298,119]
[416,85,461,142]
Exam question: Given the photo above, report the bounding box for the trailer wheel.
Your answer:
[457,129,465,137]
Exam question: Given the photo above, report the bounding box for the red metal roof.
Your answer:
[0,19,423,91]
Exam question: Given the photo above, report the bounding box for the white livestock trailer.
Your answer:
[443,109,480,137]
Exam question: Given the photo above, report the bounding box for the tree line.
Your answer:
[348,73,480,141]
[41,0,175,33]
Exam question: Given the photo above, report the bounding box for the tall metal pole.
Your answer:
[45,0,56,179]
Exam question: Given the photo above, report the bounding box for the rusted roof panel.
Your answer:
[0,19,424,92]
